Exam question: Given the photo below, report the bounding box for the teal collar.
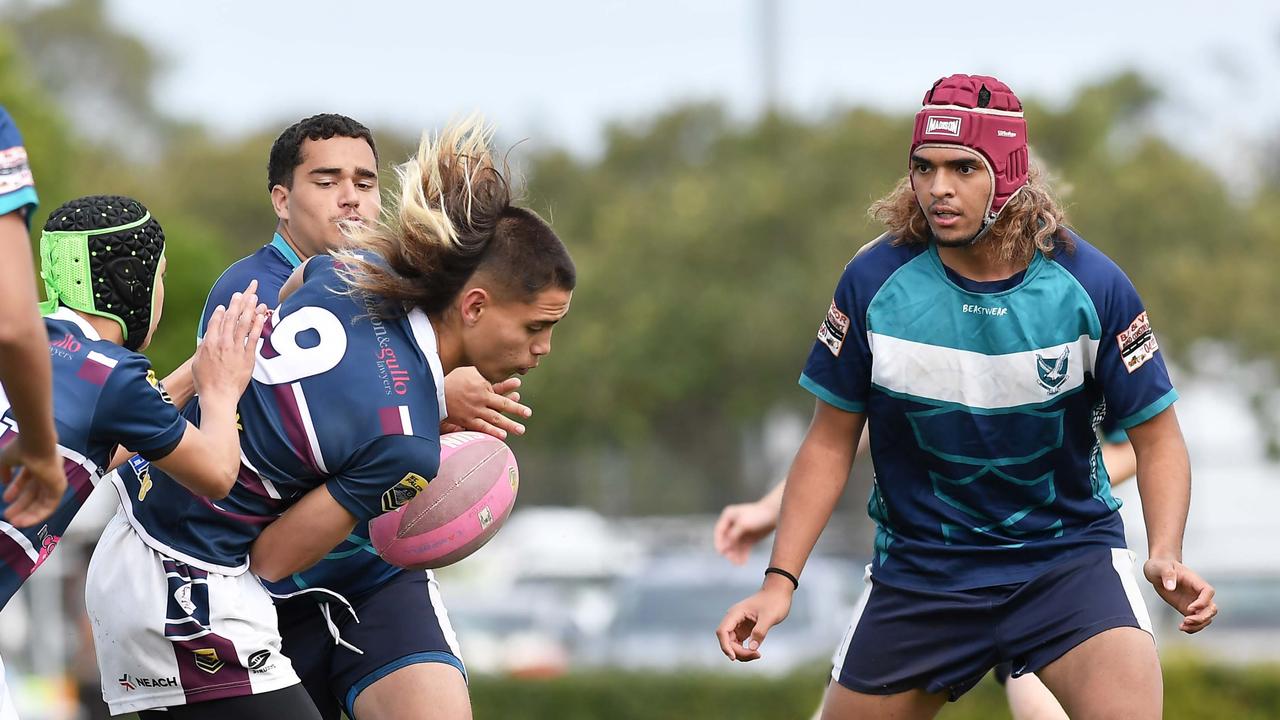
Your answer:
[270,233,304,269]
[926,242,1044,298]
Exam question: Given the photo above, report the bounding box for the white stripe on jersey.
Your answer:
[868,332,1100,409]
[0,522,38,564]
[240,449,281,499]
[407,309,448,420]
[291,382,328,474]
[86,350,119,368]
[108,471,249,576]
[399,405,413,436]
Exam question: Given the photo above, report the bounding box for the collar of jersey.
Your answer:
[405,309,448,421]
[925,241,1045,298]
[269,233,304,269]
[45,305,103,342]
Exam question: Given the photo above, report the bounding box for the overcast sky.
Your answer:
[104,0,1279,173]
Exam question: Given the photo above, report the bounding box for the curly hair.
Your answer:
[869,162,1071,265]
[267,113,378,192]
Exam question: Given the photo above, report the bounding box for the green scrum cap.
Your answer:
[38,195,165,351]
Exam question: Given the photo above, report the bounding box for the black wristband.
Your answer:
[764,566,799,590]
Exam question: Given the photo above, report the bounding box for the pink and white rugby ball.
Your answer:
[370,431,519,570]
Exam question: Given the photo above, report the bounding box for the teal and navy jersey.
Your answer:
[197,236,413,599]
[195,233,301,341]
[801,231,1176,591]
[0,105,38,225]
[113,255,446,581]
[0,309,185,608]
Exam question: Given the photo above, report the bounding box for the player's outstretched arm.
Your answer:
[1101,439,1136,486]
[441,367,530,439]
[0,211,67,527]
[714,430,869,565]
[714,480,784,566]
[716,401,864,661]
[151,283,266,499]
[1127,406,1217,633]
[250,482,357,583]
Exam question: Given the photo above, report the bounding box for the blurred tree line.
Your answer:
[4,0,1279,515]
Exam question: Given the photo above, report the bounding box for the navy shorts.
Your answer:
[831,548,1152,701]
[276,570,466,720]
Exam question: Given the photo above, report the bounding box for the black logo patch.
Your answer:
[247,650,271,671]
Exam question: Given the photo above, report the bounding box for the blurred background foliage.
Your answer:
[4,0,1279,515]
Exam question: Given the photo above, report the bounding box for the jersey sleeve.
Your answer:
[92,353,187,460]
[799,261,873,413]
[325,433,441,522]
[0,107,38,225]
[1092,269,1177,430]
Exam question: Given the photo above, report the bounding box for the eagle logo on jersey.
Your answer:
[192,648,224,674]
[1035,347,1070,394]
[381,473,430,512]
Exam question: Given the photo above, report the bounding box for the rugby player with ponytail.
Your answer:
[87,118,574,720]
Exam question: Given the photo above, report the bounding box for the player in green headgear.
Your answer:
[38,194,167,351]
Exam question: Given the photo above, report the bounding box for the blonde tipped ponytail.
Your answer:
[336,116,512,315]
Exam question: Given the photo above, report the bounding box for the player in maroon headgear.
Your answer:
[718,74,1215,720]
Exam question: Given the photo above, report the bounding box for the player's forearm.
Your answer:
[758,477,786,512]
[0,217,58,457]
[251,484,356,582]
[767,405,863,579]
[192,394,241,491]
[1129,408,1191,560]
[1101,440,1137,487]
[160,357,196,409]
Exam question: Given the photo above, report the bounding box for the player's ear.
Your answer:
[270,184,290,221]
[459,287,489,327]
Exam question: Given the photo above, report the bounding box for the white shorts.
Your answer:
[86,510,300,715]
[0,654,18,720]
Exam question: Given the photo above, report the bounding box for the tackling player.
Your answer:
[86,118,574,719]
[716,74,1215,720]
[183,113,532,720]
[0,194,264,720]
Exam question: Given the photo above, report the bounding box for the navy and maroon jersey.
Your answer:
[114,255,446,580]
[0,308,185,607]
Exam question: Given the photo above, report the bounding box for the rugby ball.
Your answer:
[370,432,519,569]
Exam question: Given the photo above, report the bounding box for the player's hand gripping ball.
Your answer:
[370,432,519,569]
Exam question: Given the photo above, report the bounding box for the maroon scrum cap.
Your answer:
[911,74,1029,221]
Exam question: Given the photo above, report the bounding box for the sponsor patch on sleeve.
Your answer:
[0,146,34,194]
[1117,311,1159,373]
[817,300,850,357]
[145,369,175,405]
[381,472,430,512]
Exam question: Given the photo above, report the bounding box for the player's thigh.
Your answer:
[331,571,467,718]
[820,681,945,720]
[353,662,470,720]
[1003,673,1068,720]
[1035,626,1161,720]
